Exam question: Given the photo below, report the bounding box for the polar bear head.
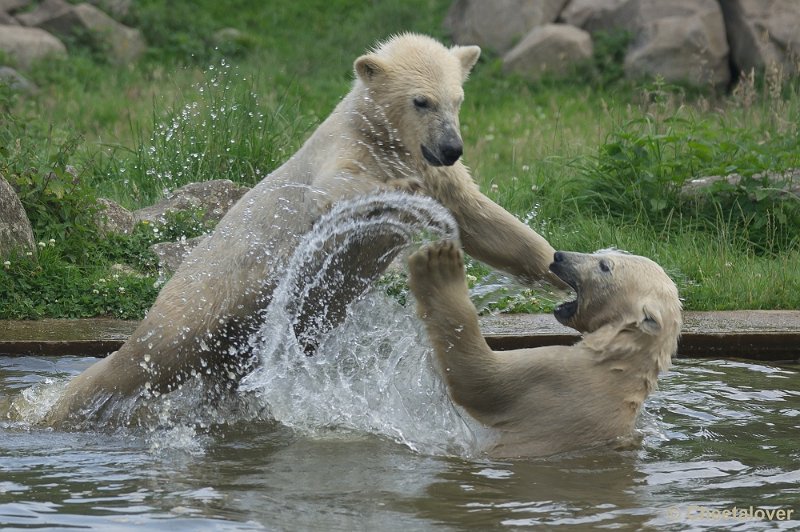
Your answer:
[353,33,480,167]
[549,250,682,371]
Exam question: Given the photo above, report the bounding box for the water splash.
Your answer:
[7,378,70,425]
[8,192,494,457]
[240,192,494,456]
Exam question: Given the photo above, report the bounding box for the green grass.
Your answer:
[2,0,799,319]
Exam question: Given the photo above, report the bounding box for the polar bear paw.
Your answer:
[408,240,466,308]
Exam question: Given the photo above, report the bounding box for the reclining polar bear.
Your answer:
[409,241,682,458]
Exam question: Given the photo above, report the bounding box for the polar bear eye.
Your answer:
[599,259,612,273]
[413,96,430,110]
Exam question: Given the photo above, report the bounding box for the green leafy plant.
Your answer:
[571,82,800,254]
[1,116,101,263]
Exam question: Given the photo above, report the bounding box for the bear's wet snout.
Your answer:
[553,251,566,263]
[439,138,463,166]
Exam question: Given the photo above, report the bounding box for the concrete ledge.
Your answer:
[0,311,799,362]
[480,310,800,363]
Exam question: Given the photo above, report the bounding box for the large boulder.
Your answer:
[559,0,629,33]
[503,23,593,81]
[0,0,31,13]
[133,179,250,226]
[86,0,131,19]
[622,0,730,88]
[720,0,800,77]
[0,12,18,24]
[70,3,145,63]
[94,198,136,235]
[0,175,35,258]
[17,0,145,64]
[150,236,207,275]
[444,0,568,54]
[0,66,38,93]
[14,0,68,26]
[0,25,66,69]
[0,0,33,17]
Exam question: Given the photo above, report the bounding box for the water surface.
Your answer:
[2,347,798,530]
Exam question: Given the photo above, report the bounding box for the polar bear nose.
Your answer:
[553,251,566,263]
[439,138,463,166]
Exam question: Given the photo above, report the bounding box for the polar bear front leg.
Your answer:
[408,240,504,413]
[408,240,472,327]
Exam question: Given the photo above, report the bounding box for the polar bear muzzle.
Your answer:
[421,132,463,167]
[550,250,580,324]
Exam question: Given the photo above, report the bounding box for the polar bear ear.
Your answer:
[451,45,481,79]
[355,54,389,84]
[638,301,663,336]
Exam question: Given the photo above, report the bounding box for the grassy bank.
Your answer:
[1,0,799,319]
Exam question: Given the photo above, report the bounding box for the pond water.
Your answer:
[2,194,798,530]
[2,334,798,530]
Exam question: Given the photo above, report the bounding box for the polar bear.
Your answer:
[45,34,563,427]
[408,240,682,458]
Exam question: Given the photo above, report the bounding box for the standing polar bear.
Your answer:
[408,241,682,458]
[46,34,563,426]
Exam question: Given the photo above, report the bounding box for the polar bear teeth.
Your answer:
[554,298,578,320]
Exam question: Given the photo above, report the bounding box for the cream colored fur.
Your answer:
[408,240,682,458]
[45,34,562,427]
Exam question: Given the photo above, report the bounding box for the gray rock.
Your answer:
[150,236,206,274]
[134,179,249,226]
[623,0,730,88]
[212,27,244,45]
[14,0,71,27]
[560,0,629,33]
[86,0,131,19]
[720,0,800,77]
[18,0,146,64]
[110,262,145,278]
[0,174,35,258]
[0,25,67,69]
[503,23,593,81]
[444,0,568,54]
[0,66,37,93]
[681,168,800,201]
[71,3,145,64]
[0,0,31,13]
[444,0,731,87]
[94,197,136,235]
[0,11,19,24]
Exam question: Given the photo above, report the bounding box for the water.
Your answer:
[1,195,799,529]
[2,354,798,530]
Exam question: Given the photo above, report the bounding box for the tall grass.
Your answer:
[92,61,308,207]
[2,0,799,318]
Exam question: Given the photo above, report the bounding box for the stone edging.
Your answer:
[1,311,798,363]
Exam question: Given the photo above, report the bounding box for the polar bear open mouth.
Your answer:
[549,263,578,322]
[554,297,578,321]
